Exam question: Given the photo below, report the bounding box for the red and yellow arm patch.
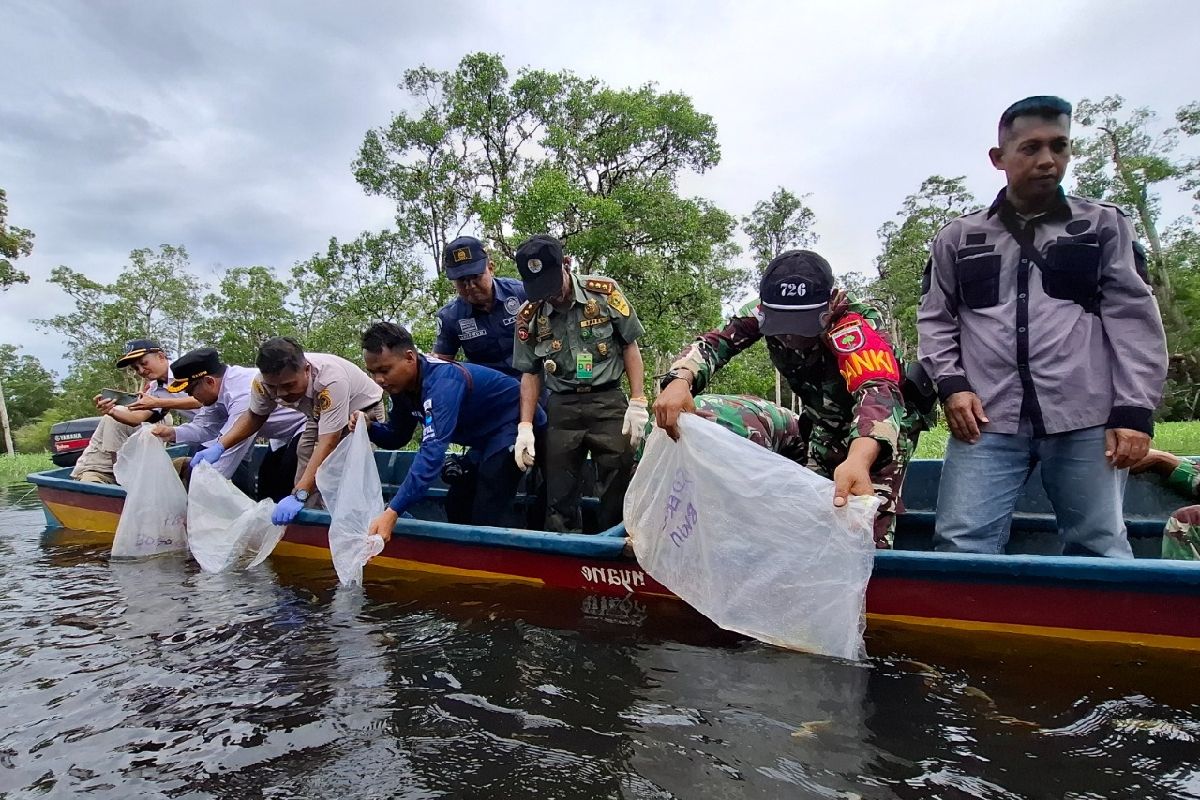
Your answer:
[827,313,900,392]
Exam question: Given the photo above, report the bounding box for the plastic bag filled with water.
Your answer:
[316,422,386,586]
[111,425,189,558]
[624,413,879,661]
[186,461,282,572]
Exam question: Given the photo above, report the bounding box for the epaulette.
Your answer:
[517,300,542,323]
[583,277,615,295]
[1094,199,1132,218]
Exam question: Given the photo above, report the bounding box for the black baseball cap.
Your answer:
[443,236,489,280]
[115,338,164,367]
[168,348,223,393]
[757,250,835,337]
[515,234,565,301]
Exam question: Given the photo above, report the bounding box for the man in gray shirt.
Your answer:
[917,95,1167,557]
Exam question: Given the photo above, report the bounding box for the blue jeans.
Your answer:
[934,425,1132,558]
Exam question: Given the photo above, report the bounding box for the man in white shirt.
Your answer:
[150,347,307,497]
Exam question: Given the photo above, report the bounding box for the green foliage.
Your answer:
[353,52,746,373]
[13,416,56,455]
[196,266,298,366]
[0,452,53,481]
[0,344,56,429]
[913,421,1200,458]
[872,176,979,359]
[0,187,34,290]
[1074,96,1200,419]
[741,187,818,272]
[292,230,437,359]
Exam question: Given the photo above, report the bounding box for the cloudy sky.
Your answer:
[2,0,1198,376]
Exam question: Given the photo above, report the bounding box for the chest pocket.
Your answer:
[533,336,566,374]
[582,320,616,358]
[955,251,1002,310]
[1044,234,1100,310]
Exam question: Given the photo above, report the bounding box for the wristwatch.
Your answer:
[293,489,310,503]
[658,368,694,393]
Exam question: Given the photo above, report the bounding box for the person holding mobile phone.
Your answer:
[70,338,202,484]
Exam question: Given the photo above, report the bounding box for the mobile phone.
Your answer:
[100,388,140,406]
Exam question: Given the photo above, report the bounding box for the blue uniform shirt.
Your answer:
[366,355,547,517]
[433,277,527,378]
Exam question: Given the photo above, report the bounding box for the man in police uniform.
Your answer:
[433,235,527,378]
[70,338,202,484]
[918,95,1168,557]
[511,235,648,533]
[149,347,306,498]
[191,337,385,525]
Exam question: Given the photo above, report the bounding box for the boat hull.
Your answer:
[28,465,1200,652]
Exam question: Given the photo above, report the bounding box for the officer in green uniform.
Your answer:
[511,234,648,532]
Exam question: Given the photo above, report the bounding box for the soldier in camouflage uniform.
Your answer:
[654,250,933,547]
[1131,449,1200,560]
[511,235,649,533]
[635,394,808,465]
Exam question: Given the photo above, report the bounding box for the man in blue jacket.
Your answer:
[359,322,546,539]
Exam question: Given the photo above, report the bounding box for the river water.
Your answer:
[1,481,1198,799]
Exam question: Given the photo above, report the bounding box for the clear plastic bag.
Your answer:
[111,425,189,558]
[186,461,283,572]
[316,423,386,586]
[624,414,880,661]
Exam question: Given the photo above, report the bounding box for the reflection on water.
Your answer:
[1,499,1199,799]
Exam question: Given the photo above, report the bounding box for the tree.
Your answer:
[292,230,435,358]
[872,176,979,358]
[195,266,298,366]
[36,245,206,395]
[1073,95,1200,329]
[742,187,818,272]
[0,188,34,290]
[0,344,56,429]
[354,53,746,376]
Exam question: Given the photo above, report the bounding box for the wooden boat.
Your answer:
[26,450,1200,652]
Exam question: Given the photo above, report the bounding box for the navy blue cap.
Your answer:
[757,250,835,337]
[115,338,163,367]
[515,235,565,301]
[443,236,489,280]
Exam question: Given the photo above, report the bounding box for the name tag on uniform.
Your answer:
[576,352,593,380]
[579,317,608,329]
[459,318,486,341]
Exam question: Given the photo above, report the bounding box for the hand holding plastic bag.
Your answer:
[186,462,283,572]
[316,423,386,586]
[624,414,880,661]
[112,426,189,558]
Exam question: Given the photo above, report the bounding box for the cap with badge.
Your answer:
[167,347,223,393]
[515,234,565,301]
[115,338,164,368]
[757,250,835,337]
[443,236,489,280]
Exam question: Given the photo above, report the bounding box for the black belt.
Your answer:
[556,381,620,395]
[359,399,384,413]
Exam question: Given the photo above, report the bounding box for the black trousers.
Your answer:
[444,445,525,528]
[544,389,632,533]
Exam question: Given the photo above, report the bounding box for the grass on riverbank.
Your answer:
[914,421,1200,459]
[0,452,53,483]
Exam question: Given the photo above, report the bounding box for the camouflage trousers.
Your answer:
[798,408,925,549]
[1162,505,1200,560]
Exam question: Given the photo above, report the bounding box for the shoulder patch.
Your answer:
[584,277,614,295]
[252,377,266,396]
[314,388,333,414]
[828,313,900,392]
[608,288,631,317]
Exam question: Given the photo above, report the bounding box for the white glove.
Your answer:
[514,421,536,471]
[622,397,650,447]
